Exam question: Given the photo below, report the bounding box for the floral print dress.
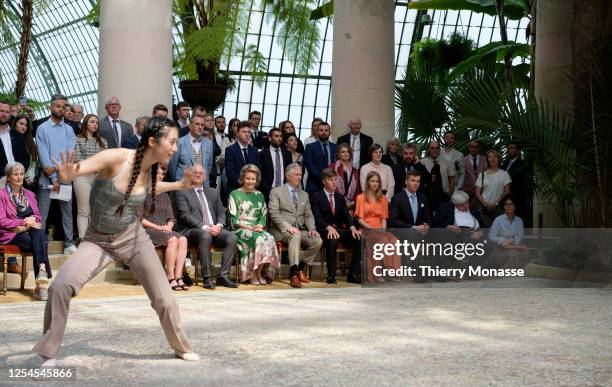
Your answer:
[228,188,281,281]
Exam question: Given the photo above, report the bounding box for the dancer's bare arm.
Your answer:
[52,148,130,182]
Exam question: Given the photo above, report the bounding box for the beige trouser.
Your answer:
[32,221,193,358]
[73,173,96,238]
[280,230,323,265]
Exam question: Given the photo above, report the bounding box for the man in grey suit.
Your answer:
[174,165,238,289]
[99,96,134,148]
[269,163,322,288]
[166,115,214,185]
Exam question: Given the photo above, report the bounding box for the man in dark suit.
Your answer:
[249,110,269,149]
[259,127,292,200]
[304,121,336,193]
[121,115,148,149]
[502,143,533,227]
[225,120,259,194]
[174,165,238,289]
[0,101,30,178]
[336,117,373,170]
[392,142,430,195]
[98,96,134,148]
[389,170,432,230]
[311,168,362,284]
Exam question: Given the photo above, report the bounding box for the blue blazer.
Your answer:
[167,135,214,184]
[225,141,259,194]
[304,141,336,193]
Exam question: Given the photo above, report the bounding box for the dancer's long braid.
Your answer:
[115,116,176,216]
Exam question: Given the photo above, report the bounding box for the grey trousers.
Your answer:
[183,228,236,278]
[38,186,74,246]
[32,222,193,358]
[279,230,322,266]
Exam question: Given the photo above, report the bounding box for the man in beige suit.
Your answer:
[269,163,322,288]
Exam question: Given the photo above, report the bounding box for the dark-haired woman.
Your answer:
[12,115,37,190]
[279,120,304,153]
[33,117,199,366]
[73,114,107,238]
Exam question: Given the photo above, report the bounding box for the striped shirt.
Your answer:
[75,136,108,162]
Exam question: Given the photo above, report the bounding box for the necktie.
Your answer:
[242,147,248,163]
[409,194,418,223]
[322,142,329,165]
[351,135,356,153]
[112,120,120,147]
[197,189,211,226]
[291,189,298,209]
[274,148,282,187]
[472,156,478,171]
[328,192,335,215]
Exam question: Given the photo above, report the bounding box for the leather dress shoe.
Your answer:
[216,276,238,288]
[264,274,274,284]
[326,275,337,284]
[202,278,216,289]
[346,271,361,284]
[297,271,310,283]
[7,263,22,274]
[289,275,302,288]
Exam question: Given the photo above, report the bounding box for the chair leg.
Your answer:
[20,255,27,290]
[235,253,240,284]
[2,254,7,295]
[320,249,325,281]
[193,250,199,286]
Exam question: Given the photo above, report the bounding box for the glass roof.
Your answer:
[0,1,529,139]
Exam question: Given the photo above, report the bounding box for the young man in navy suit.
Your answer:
[311,168,362,284]
[304,121,336,193]
[225,121,259,194]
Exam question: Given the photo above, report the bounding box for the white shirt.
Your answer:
[441,148,465,190]
[475,169,512,204]
[420,157,456,194]
[108,117,122,145]
[350,133,361,169]
[178,118,189,128]
[454,208,479,229]
[194,187,216,229]
[269,146,285,187]
[0,126,14,164]
[189,133,202,153]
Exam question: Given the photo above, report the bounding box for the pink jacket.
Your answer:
[0,188,41,244]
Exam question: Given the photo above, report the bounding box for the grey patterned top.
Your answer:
[75,136,108,162]
[89,178,146,234]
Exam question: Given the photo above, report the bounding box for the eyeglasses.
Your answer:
[504,202,514,206]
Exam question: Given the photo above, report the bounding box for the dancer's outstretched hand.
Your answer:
[51,150,79,183]
[179,167,195,190]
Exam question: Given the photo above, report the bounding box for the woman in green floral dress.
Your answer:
[228,164,281,285]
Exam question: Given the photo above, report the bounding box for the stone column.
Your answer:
[331,0,395,146]
[97,0,173,128]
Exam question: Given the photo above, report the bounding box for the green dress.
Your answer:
[228,188,280,282]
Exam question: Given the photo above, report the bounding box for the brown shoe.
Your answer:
[297,271,310,283]
[289,275,302,288]
[7,263,22,275]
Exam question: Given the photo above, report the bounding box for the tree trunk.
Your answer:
[15,0,34,99]
[496,0,518,108]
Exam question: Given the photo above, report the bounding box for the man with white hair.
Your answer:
[70,104,85,124]
[99,96,133,148]
[337,117,373,170]
[433,190,483,232]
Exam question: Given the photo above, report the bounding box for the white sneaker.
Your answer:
[63,245,78,255]
[185,258,192,268]
[176,351,199,361]
[33,288,48,301]
[36,269,49,285]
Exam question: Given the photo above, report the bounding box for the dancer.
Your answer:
[32,117,199,365]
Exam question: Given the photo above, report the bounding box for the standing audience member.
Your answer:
[73,114,107,238]
[283,133,304,168]
[249,111,269,149]
[359,144,395,202]
[33,94,79,135]
[355,171,400,283]
[462,140,486,203]
[475,149,511,226]
[12,115,38,190]
[337,117,373,170]
[269,163,322,288]
[330,143,360,210]
[35,94,77,255]
[192,106,207,119]
[99,96,133,148]
[259,127,292,200]
[175,102,190,137]
[138,167,189,291]
[228,164,281,285]
[219,118,238,204]
[304,121,335,193]
[1,110,31,185]
[502,143,533,227]
[441,131,465,191]
[122,115,148,149]
[166,115,214,185]
[174,165,238,289]
[152,104,169,118]
[311,168,362,284]
[0,162,52,300]
[420,140,455,211]
[279,120,304,153]
[70,104,84,124]
[303,117,323,148]
[225,121,259,195]
[392,142,430,195]
[382,138,401,167]
[202,113,220,187]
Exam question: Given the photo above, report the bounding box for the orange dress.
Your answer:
[355,194,400,282]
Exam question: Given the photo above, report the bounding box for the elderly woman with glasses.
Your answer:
[0,162,51,300]
[488,194,528,269]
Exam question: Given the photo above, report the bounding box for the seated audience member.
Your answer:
[174,165,238,289]
[152,104,169,118]
[462,140,486,203]
[1,103,30,184]
[382,138,401,167]
[330,143,360,210]
[138,167,189,291]
[355,171,400,283]
[269,163,322,288]
[279,120,304,153]
[225,121,259,195]
[10,114,37,190]
[475,149,511,226]
[311,168,362,284]
[434,190,483,231]
[488,195,528,269]
[337,117,374,170]
[259,127,292,201]
[359,144,395,202]
[122,115,148,149]
[388,170,431,231]
[420,140,456,211]
[304,121,335,193]
[167,115,214,185]
[392,142,430,195]
[283,133,304,169]
[0,162,51,300]
[228,164,281,285]
[74,114,107,238]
